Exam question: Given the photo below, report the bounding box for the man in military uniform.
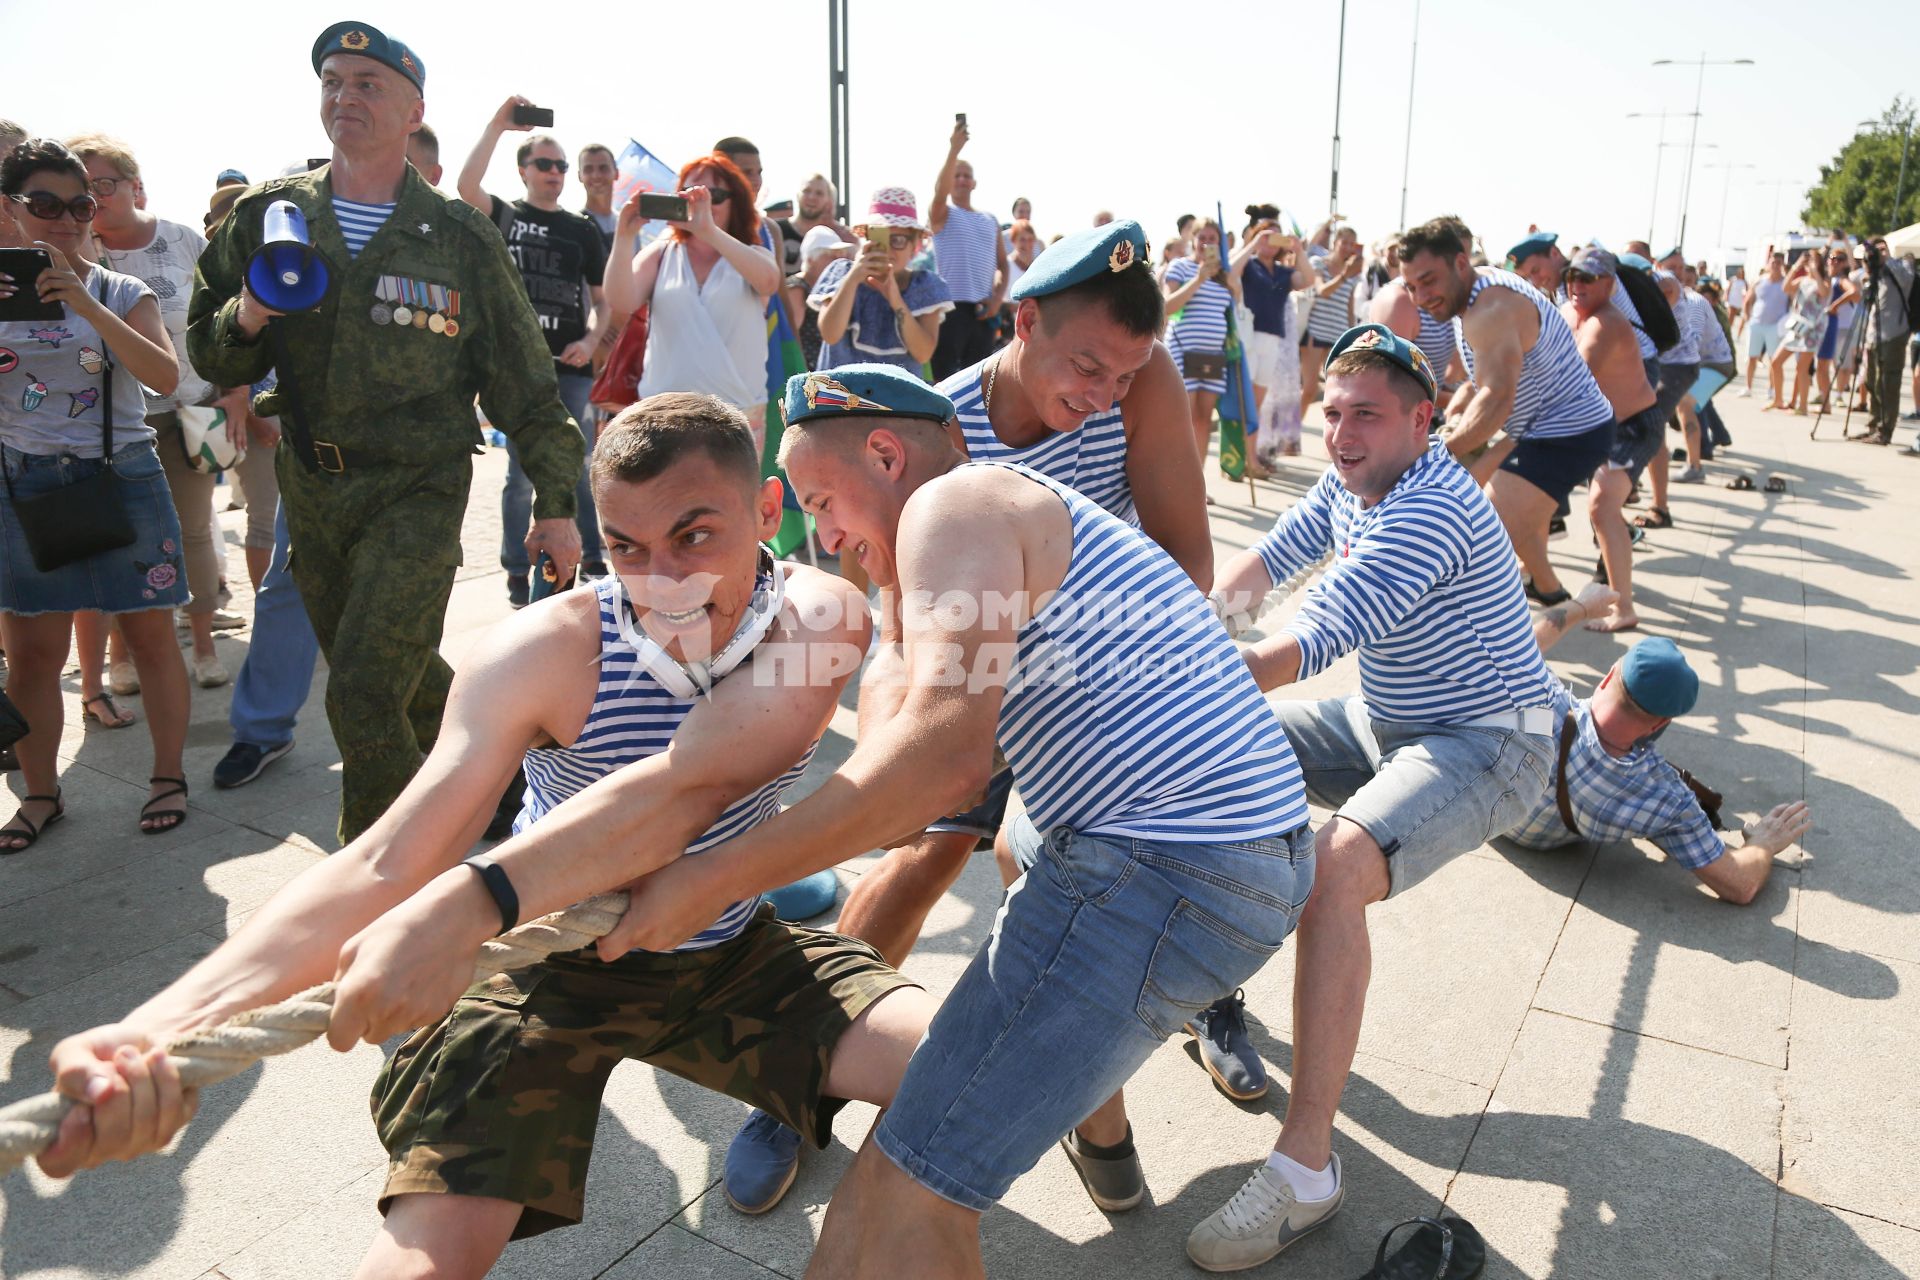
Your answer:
[188,22,584,841]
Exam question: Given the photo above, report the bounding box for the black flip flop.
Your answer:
[1351,1215,1487,1280]
[1726,474,1755,491]
[1524,582,1571,607]
[1764,476,1787,493]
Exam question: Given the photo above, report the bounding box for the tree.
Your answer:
[1802,97,1915,237]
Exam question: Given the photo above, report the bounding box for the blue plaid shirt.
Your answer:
[1506,681,1725,869]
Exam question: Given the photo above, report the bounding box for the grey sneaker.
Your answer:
[1676,466,1706,484]
[1186,991,1269,1101]
[1187,1154,1344,1272]
[1060,1127,1145,1212]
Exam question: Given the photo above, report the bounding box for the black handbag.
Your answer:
[0,689,27,751]
[3,277,137,572]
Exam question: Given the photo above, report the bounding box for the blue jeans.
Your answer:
[228,502,320,749]
[873,816,1313,1210]
[499,371,600,575]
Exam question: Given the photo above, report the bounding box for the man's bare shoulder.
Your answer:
[777,562,871,648]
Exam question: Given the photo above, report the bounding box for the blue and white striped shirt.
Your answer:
[982,461,1308,842]
[1307,274,1359,344]
[931,204,1001,303]
[1455,267,1615,441]
[1165,256,1233,357]
[941,359,1135,525]
[514,574,814,951]
[1659,286,1704,365]
[1252,443,1558,723]
[331,197,394,260]
[1505,680,1724,868]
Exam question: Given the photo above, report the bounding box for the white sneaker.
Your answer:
[193,654,230,689]
[109,661,141,696]
[1186,1155,1343,1272]
[1735,386,1752,398]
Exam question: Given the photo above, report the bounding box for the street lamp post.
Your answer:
[827,0,850,223]
[1653,55,1755,254]
[1703,159,1757,248]
[1757,178,1802,232]
[1398,0,1421,231]
[1628,111,1700,246]
[1330,0,1349,220]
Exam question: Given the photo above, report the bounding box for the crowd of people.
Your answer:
[2,15,1910,1278]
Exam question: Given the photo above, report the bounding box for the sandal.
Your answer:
[140,775,190,835]
[1726,474,1755,491]
[1351,1215,1487,1279]
[1633,506,1673,530]
[0,790,65,854]
[1764,475,1787,493]
[1524,581,1571,607]
[82,691,137,729]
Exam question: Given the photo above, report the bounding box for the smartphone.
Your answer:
[0,248,62,323]
[306,157,330,172]
[864,224,890,251]
[511,103,555,128]
[528,551,575,602]
[955,112,967,127]
[637,192,690,222]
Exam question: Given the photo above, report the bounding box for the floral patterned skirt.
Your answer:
[0,440,189,615]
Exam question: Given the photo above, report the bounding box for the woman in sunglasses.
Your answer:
[0,139,196,851]
[809,187,953,374]
[604,152,780,452]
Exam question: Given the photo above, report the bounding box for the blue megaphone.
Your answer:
[245,200,331,312]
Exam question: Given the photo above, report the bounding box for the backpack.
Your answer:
[1615,264,1680,353]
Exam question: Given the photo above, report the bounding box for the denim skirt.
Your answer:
[0,440,189,615]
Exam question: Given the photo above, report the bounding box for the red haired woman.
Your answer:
[604,152,781,447]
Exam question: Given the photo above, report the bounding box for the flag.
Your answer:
[611,139,680,246]
[1216,201,1256,482]
[763,299,811,558]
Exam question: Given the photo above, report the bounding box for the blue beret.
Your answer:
[1619,252,1655,272]
[783,365,955,429]
[1505,230,1558,265]
[1620,637,1699,719]
[312,21,425,94]
[1322,323,1437,402]
[1008,220,1151,301]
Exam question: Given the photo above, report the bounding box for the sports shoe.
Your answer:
[109,661,141,695]
[1735,385,1752,398]
[1060,1126,1146,1212]
[193,654,230,688]
[1547,516,1568,542]
[1186,991,1268,1101]
[213,740,294,789]
[506,573,529,610]
[1675,466,1706,484]
[207,609,247,632]
[1187,1154,1344,1272]
[724,1110,801,1214]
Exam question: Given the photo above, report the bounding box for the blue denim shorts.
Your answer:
[873,815,1313,1211]
[0,440,189,616]
[1273,695,1550,898]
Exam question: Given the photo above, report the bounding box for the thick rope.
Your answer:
[1218,551,1331,641]
[0,893,629,1178]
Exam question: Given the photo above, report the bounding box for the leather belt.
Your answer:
[307,440,394,474]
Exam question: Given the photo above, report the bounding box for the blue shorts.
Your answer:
[1606,402,1667,479]
[0,440,189,616]
[1273,695,1550,897]
[873,816,1313,1210]
[1747,320,1780,359]
[1498,420,1614,503]
[925,766,1014,839]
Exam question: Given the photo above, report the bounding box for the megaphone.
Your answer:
[244,200,332,313]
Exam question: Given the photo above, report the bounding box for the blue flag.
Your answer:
[611,139,681,245]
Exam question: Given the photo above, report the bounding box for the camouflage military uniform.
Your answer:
[371,906,915,1238]
[187,164,583,841]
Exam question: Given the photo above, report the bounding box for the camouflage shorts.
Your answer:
[371,906,916,1239]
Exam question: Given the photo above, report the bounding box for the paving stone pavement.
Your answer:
[2,384,1917,1278]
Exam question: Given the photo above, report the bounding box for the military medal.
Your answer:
[371,275,396,325]
[392,304,412,327]
[371,302,392,325]
[427,283,447,333]
[442,287,461,337]
[412,307,428,329]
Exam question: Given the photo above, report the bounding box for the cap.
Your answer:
[312,22,425,94]
[856,186,926,232]
[1620,637,1699,719]
[1322,323,1437,402]
[799,223,847,264]
[1506,229,1558,266]
[783,365,956,428]
[214,168,249,187]
[762,198,794,216]
[1568,247,1617,278]
[1009,219,1150,301]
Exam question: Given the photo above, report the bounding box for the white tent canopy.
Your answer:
[1885,222,1920,256]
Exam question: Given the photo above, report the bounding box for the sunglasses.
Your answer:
[707,189,731,205]
[8,190,99,222]
[1564,269,1598,284]
[526,157,569,174]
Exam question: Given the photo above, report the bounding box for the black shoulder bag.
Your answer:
[3,276,137,572]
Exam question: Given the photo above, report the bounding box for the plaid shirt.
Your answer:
[1506,681,1725,870]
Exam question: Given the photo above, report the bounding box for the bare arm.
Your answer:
[1443,289,1528,455]
[1208,545,1278,638]
[813,257,866,345]
[928,122,967,235]
[1691,801,1811,905]
[1532,583,1619,652]
[1123,343,1214,589]
[1163,257,1217,312]
[457,95,531,213]
[603,195,667,316]
[32,247,179,394]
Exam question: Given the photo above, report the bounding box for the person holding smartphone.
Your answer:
[809,188,952,374]
[1161,216,1262,473]
[0,139,196,850]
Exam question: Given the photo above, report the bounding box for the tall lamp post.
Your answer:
[1329,0,1349,220]
[827,0,850,223]
[1628,111,1701,246]
[1757,178,1804,233]
[1653,54,1755,254]
[1703,159,1756,249]
[1397,0,1421,231]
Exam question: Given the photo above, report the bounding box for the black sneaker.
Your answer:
[506,573,530,609]
[1547,516,1568,542]
[213,740,293,789]
[1061,1127,1145,1212]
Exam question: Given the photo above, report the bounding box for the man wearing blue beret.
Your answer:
[1506,227,1565,296]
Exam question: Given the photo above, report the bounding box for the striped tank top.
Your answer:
[515,574,815,952]
[940,358,1135,524]
[979,461,1308,842]
[1452,267,1614,441]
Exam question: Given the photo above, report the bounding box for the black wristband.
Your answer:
[463,856,520,934]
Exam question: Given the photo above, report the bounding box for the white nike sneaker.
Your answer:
[1186,1154,1344,1272]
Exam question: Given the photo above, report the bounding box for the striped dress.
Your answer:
[514,574,814,952]
[980,461,1308,842]
[1252,443,1558,723]
[940,359,1135,525]
[1164,257,1233,393]
[1453,268,1615,441]
[1306,269,1359,345]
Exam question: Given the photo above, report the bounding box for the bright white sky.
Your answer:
[10,0,1918,264]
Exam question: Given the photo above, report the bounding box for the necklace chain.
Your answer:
[984,354,1001,417]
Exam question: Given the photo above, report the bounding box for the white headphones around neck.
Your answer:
[612,547,786,698]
